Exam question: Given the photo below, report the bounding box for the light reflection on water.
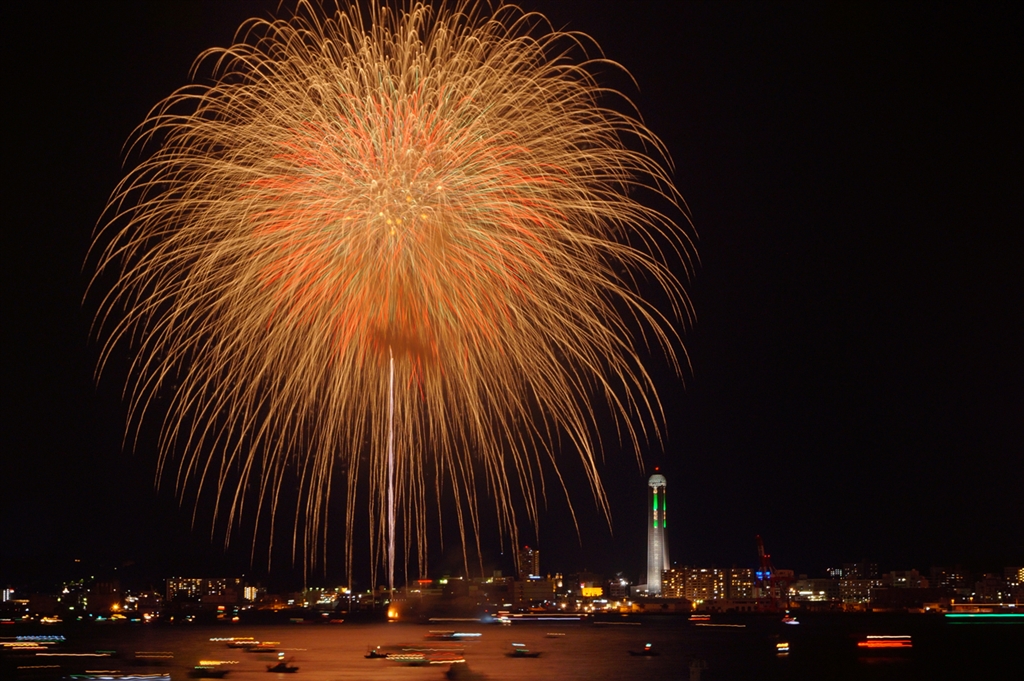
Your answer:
[8,620,760,681]
[6,615,1021,680]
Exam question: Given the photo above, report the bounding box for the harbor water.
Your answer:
[3,613,1020,680]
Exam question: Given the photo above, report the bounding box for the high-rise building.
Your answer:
[165,577,244,604]
[661,567,724,602]
[517,545,540,578]
[166,577,203,602]
[662,567,753,602]
[646,472,669,595]
[727,568,756,599]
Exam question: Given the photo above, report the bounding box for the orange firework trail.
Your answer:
[90,0,695,586]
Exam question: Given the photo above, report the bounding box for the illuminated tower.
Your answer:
[646,472,669,595]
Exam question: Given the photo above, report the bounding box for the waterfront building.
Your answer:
[885,570,929,588]
[929,566,968,589]
[685,568,726,603]
[166,577,203,602]
[513,576,555,607]
[789,578,840,602]
[661,567,684,599]
[606,574,630,602]
[727,568,756,599]
[661,567,725,603]
[165,577,245,605]
[839,578,881,605]
[843,562,879,579]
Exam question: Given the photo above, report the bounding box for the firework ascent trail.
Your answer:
[90,0,695,587]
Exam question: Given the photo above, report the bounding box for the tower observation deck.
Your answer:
[647,472,669,595]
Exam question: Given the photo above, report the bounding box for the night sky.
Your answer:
[4,2,1021,591]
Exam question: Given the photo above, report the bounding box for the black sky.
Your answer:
[3,1,1021,591]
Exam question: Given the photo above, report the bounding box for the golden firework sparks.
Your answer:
[90,0,695,586]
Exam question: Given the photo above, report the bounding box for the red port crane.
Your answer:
[755,535,781,612]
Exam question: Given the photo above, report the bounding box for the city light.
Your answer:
[858,635,912,649]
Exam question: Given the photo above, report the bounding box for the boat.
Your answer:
[131,652,173,665]
[189,666,231,679]
[627,643,659,657]
[248,642,281,653]
[506,643,541,658]
[266,661,299,673]
[857,635,912,650]
[266,651,299,673]
[424,630,482,641]
[65,676,171,681]
[364,646,387,659]
[385,651,428,666]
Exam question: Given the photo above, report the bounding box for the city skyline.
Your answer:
[3,1,1021,588]
[4,551,1021,609]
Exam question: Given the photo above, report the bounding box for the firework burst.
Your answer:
[91,0,695,585]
